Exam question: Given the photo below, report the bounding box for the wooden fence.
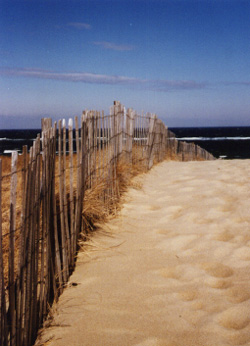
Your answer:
[0,102,215,346]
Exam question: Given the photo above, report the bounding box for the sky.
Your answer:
[0,0,250,129]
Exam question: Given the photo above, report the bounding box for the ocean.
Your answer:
[0,129,41,155]
[170,126,250,160]
[0,127,250,159]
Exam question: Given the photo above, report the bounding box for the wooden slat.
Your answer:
[98,113,101,181]
[74,116,81,248]
[58,120,69,283]
[101,112,105,181]
[147,114,156,169]
[80,117,88,235]
[50,123,63,295]
[9,150,18,346]
[118,104,123,159]
[43,128,51,319]
[16,145,28,346]
[46,127,57,305]
[26,144,36,345]
[21,145,32,344]
[110,111,115,199]
[0,159,8,346]
[39,130,47,326]
[87,113,92,188]
[31,136,41,342]
[62,120,70,272]
[68,118,74,269]
[93,113,97,184]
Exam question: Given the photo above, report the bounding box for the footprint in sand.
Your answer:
[233,246,250,261]
[149,205,162,211]
[205,277,231,289]
[217,306,250,330]
[156,228,173,236]
[225,286,250,303]
[157,234,199,252]
[226,330,250,345]
[178,186,195,193]
[214,230,235,242]
[159,267,182,280]
[178,289,198,302]
[158,265,202,283]
[164,205,183,220]
[201,262,234,278]
[133,337,177,346]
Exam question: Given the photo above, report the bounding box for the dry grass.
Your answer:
[82,180,110,232]
[1,155,26,284]
[0,144,200,287]
[0,150,148,284]
[79,158,145,243]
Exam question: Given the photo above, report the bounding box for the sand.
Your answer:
[36,159,250,346]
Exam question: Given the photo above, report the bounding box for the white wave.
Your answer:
[177,137,202,141]
[3,150,21,154]
[0,138,27,141]
[177,137,250,141]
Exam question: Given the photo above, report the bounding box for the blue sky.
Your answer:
[0,0,250,128]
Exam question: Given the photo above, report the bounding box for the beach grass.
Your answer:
[0,149,161,283]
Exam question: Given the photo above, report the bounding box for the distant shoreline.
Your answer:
[2,126,250,159]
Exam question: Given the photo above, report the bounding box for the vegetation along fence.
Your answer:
[0,101,215,346]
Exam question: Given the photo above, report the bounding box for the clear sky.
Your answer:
[0,0,250,129]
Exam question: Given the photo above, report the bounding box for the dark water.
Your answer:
[0,129,41,155]
[1,127,250,159]
[170,127,250,159]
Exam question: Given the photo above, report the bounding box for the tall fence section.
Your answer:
[0,102,215,346]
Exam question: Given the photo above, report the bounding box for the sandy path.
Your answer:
[37,160,250,346]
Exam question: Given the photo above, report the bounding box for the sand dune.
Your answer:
[36,159,250,346]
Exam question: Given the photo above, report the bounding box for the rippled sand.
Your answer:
[36,159,250,346]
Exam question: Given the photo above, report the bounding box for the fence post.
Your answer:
[58,120,69,284]
[45,126,61,300]
[126,108,134,166]
[118,104,124,160]
[147,114,156,169]
[110,104,116,198]
[74,116,81,252]
[80,114,88,233]
[0,159,8,346]
[9,151,18,346]
[68,118,75,269]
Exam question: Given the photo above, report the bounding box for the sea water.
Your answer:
[1,127,250,159]
[171,127,250,159]
[0,129,41,155]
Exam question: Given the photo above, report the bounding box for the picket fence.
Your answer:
[0,102,215,346]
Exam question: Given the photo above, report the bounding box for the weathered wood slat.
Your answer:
[80,116,88,235]
[31,136,41,342]
[16,145,27,346]
[62,120,70,268]
[39,129,47,326]
[74,116,81,255]
[68,118,74,269]
[9,151,18,346]
[0,159,8,346]
[52,123,63,294]
[58,120,69,283]
[147,114,156,169]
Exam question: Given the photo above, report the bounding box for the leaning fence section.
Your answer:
[0,102,215,346]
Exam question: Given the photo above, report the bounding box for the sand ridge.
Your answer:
[36,159,250,346]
